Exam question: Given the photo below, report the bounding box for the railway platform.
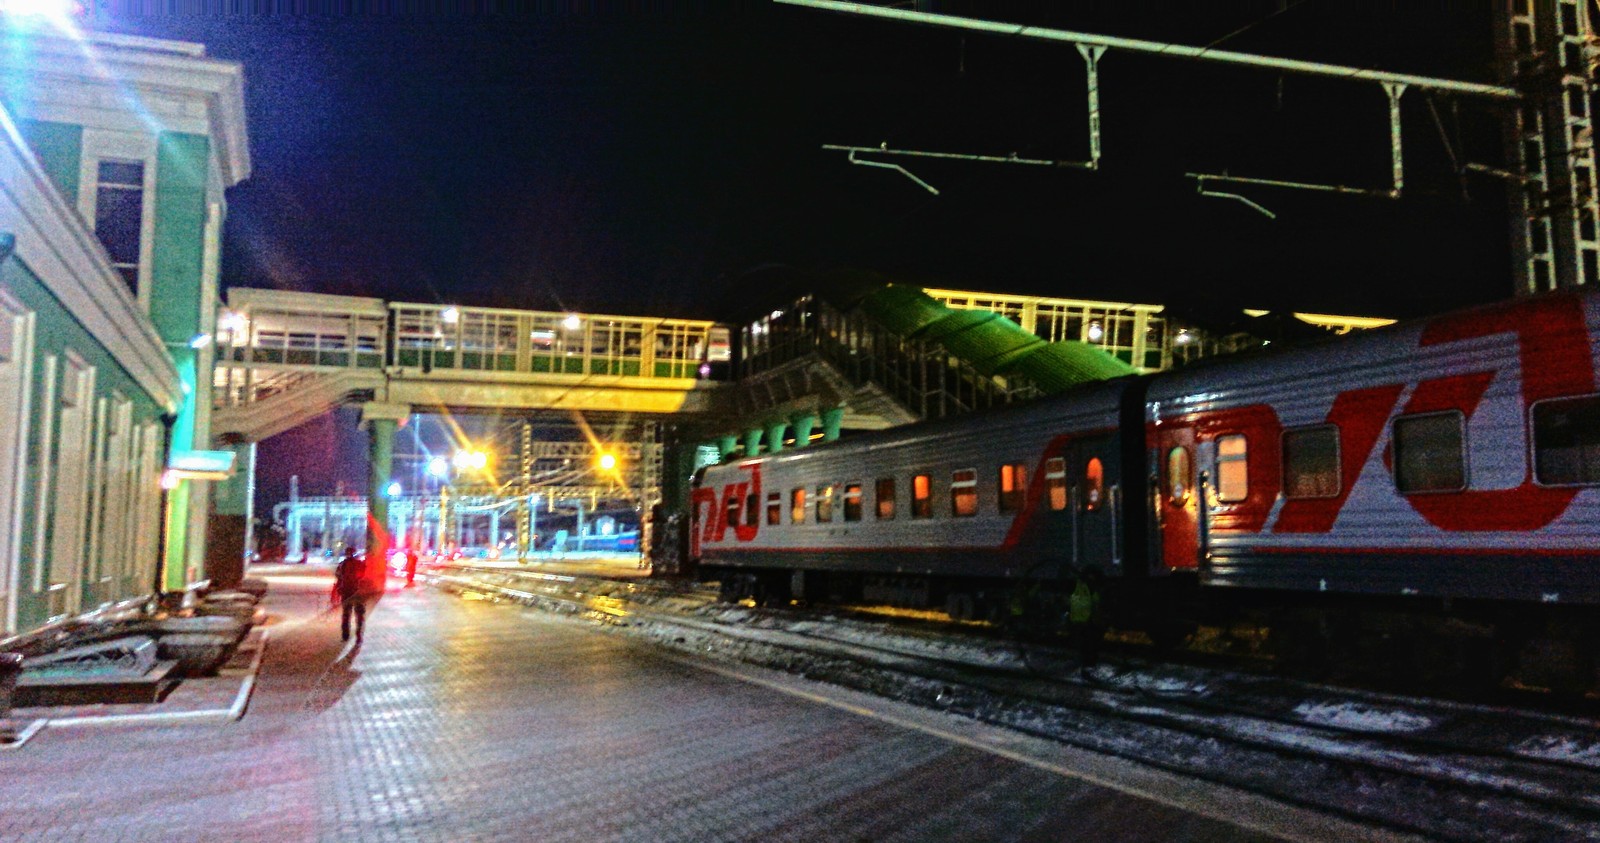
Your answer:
[0,566,1409,842]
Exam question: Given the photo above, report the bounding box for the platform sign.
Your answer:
[165,449,237,481]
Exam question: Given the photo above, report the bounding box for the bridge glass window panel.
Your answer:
[815,484,834,522]
[766,492,781,525]
[1083,458,1104,511]
[1045,458,1068,510]
[1283,426,1340,499]
[843,483,862,521]
[998,463,1027,513]
[790,487,806,524]
[94,160,144,296]
[1166,447,1192,504]
[1393,412,1466,493]
[912,474,933,519]
[951,469,978,517]
[875,477,896,519]
[1215,435,1249,502]
[1533,394,1600,485]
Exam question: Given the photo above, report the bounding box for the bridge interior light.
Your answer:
[1174,329,1194,345]
[1086,322,1104,342]
[563,314,582,331]
[217,310,248,336]
[440,306,460,324]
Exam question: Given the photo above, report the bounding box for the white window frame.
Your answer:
[0,295,34,634]
[79,130,157,313]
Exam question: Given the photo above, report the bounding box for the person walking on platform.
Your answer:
[404,546,419,588]
[1068,568,1105,678]
[335,546,368,642]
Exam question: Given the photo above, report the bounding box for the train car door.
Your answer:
[1071,436,1121,574]
[1152,425,1200,571]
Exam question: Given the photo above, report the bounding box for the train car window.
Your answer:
[766,492,782,525]
[816,484,835,522]
[1045,458,1067,510]
[844,484,863,521]
[725,496,741,528]
[1165,447,1192,504]
[1393,412,1466,493]
[912,474,933,518]
[1283,426,1340,499]
[1084,458,1104,511]
[1533,394,1600,485]
[790,487,806,524]
[745,493,759,525]
[876,478,896,519]
[998,463,1027,512]
[952,469,978,517]
[1215,435,1249,502]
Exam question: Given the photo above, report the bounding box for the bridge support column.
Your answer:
[205,441,256,590]
[361,403,410,592]
[765,420,788,455]
[821,406,846,443]
[790,413,818,448]
[743,428,763,458]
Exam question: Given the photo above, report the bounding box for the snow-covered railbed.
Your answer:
[433,565,1600,842]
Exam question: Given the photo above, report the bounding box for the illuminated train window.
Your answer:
[843,483,863,521]
[816,484,835,522]
[1045,458,1067,511]
[912,474,933,519]
[790,487,806,524]
[1283,426,1340,499]
[745,493,759,525]
[1534,394,1600,485]
[876,478,896,519]
[1215,435,1249,502]
[998,463,1027,513]
[766,492,781,525]
[1083,458,1104,511]
[952,469,978,517]
[725,496,741,528]
[1393,412,1465,494]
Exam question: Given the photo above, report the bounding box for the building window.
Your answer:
[815,484,834,523]
[912,474,933,519]
[1166,447,1191,504]
[95,160,145,295]
[1045,457,1067,511]
[843,483,862,521]
[875,477,896,519]
[1084,458,1104,511]
[1394,412,1466,493]
[1215,435,1249,502]
[1283,426,1341,499]
[951,468,978,517]
[766,492,781,525]
[790,488,806,524]
[1533,394,1600,486]
[998,462,1027,513]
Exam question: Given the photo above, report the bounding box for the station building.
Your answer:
[0,21,249,636]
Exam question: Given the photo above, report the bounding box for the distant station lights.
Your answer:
[453,449,489,472]
[563,314,582,331]
[596,452,618,472]
[427,457,450,478]
[385,481,403,498]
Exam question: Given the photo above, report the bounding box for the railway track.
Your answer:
[432,563,1600,841]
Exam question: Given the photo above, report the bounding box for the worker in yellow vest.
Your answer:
[1068,568,1105,677]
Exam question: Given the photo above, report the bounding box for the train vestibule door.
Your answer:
[1153,425,1200,572]
[1070,436,1121,574]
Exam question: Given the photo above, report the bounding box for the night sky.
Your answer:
[92,2,1517,504]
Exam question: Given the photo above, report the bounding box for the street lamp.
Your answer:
[454,449,489,472]
[427,456,450,478]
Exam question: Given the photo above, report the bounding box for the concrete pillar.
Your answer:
[204,441,256,589]
[743,428,763,458]
[362,403,409,592]
[790,412,818,448]
[821,406,846,442]
[489,508,501,552]
[765,420,788,455]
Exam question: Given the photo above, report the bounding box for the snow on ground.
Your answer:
[1292,700,1433,733]
[1517,734,1600,766]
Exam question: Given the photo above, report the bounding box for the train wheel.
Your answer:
[945,592,976,622]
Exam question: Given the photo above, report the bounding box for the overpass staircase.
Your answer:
[212,367,385,442]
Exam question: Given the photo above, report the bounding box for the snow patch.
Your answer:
[1293,700,1432,733]
[1516,734,1600,767]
